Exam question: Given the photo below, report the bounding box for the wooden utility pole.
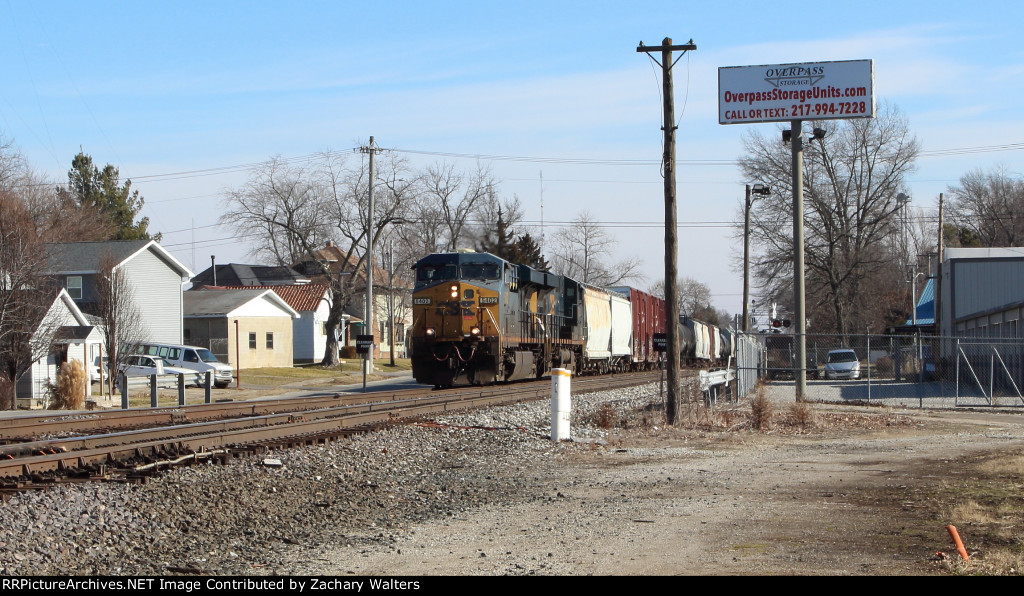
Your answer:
[637,37,696,424]
[360,137,383,374]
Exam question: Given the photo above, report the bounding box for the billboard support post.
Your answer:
[719,59,874,403]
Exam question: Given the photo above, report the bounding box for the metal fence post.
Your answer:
[955,338,960,407]
[205,371,212,404]
[150,374,158,408]
[178,373,186,406]
[120,374,128,410]
[866,333,871,403]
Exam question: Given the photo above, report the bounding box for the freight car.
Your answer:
[679,315,732,367]
[409,251,666,387]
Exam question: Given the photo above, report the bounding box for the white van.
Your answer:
[135,343,234,388]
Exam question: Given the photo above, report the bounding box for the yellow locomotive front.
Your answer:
[410,252,507,387]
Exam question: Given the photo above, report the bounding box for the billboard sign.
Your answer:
[719,59,874,125]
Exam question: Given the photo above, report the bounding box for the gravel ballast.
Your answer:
[0,383,665,576]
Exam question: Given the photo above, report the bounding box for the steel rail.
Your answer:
[0,370,669,482]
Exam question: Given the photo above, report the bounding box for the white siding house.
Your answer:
[46,240,194,345]
[15,289,99,408]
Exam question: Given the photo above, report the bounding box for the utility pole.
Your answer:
[791,120,807,402]
[637,37,696,425]
[360,136,383,375]
[742,183,770,333]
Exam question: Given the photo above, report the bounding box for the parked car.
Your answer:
[823,349,861,380]
[135,343,234,388]
[116,355,204,390]
[90,355,110,384]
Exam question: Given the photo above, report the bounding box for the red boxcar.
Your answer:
[610,286,666,370]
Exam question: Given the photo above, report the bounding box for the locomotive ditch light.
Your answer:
[470,326,481,336]
[425,327,436,337]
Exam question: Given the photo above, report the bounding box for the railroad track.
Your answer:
[0,371,669,493]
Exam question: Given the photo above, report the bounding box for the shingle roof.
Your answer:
[183,288,299,318]
[196,284,329,312]
[190,264,310,287]
[46,240,150,272]
[45,240,192,277]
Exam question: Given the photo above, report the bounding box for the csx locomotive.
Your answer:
[409,250,666,387]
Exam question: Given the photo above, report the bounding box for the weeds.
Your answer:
[750,385,774,431]
[593,403,617,429]
[787,401,816,429]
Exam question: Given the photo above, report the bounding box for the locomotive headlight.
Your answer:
[449,284,459,299]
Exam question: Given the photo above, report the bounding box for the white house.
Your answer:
[46,240,194,345]
[16,288,102,408]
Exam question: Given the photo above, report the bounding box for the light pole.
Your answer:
[385,219,406,367]
[742,183,771,333]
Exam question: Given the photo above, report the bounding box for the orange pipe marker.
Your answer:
[946,525,969,562]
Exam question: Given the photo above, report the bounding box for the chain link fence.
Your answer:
[734,332,1024,409]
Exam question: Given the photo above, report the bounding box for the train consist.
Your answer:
[409,250,732,387]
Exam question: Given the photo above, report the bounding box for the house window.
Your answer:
[395,322,405,343]
[321,321,327,336]
[248,332,257,350]
[266,332,274,349]
[67,276,82,300]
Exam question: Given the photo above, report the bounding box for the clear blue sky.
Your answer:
[3,1,1022,317]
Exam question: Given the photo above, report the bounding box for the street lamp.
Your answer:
[742,183,772,333]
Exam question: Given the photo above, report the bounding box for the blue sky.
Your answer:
[3,1,1023,317]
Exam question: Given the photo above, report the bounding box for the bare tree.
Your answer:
[0,191,61,409]
[95,254,147,396]
[0,135,28,192]
[946,166,1024,247]
[221,149,416,366]
[739,103,920,335]
[550,211,644,286]
[650,276,717,322]
[417,163,495,252]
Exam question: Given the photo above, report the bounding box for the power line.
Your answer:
[7,140,1024,192]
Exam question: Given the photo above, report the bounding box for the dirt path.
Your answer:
[285,405,1024,575]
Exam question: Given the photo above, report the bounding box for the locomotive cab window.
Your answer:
[417,263,458,282]
[461,263,500,280]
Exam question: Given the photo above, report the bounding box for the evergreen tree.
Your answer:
[477,209,549,270]
[509,233,549,271]
[64,152,155,241]
[476,208,515,258]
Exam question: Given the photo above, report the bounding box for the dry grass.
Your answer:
[50,360,87,410]
[787,401,816,429]
[938,452,1024,575]
[592,403,617,429]
[750,385,774,431]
